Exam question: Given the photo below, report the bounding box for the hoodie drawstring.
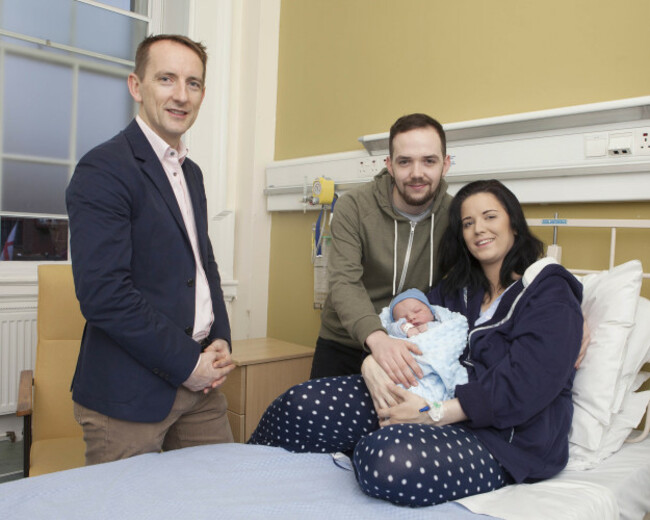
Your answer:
[429,213,435,287]
[392,220,398,296]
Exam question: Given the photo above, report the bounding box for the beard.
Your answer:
[395,180,437,208]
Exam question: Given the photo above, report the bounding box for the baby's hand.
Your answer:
[406,327,421,338]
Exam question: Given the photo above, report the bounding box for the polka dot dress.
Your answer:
[248,375,509,507]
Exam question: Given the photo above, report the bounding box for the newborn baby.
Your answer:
[380,288,469,402]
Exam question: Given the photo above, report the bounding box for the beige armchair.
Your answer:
[17,264,86,477]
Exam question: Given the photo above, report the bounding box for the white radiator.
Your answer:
[0,310,37,415]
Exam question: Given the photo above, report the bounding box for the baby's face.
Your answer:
[392,298,434,326]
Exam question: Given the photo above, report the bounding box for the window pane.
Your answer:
[1,0,73,47]
[1,160,68,214]
[0,216,68,261]
[77,70,133,160]
[95,0,148,15]
[1,0,146,62]
[74,2,147,62]
[2,54,72,158]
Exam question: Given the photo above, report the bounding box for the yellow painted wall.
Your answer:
[267,211,322,347]
[274,0,650,160]
[267,0,650,350]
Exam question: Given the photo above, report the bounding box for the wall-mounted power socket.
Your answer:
[608,132,633,156]
[358,156,387,178]
[587,128,650,157]
[634,128,650,156]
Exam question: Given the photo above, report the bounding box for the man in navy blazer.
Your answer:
[66,34,235,465]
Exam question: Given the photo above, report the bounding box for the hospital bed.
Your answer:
[1,220,649,520]
[0,438,647,520]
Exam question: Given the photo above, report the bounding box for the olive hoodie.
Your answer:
[318,169,453,350]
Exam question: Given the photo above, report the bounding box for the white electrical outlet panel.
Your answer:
[358,156,387,177]
[585,133,608,157]
[635,128,650,156]
[608,132,633,156]
[585,127,650,157]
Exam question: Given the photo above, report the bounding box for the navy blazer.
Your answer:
[66,120,231,422]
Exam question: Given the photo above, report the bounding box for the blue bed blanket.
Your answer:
[0,443,494,520]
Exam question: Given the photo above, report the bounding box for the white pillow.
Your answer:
[567,388,650,470]
[569,403,606,451]
[566,369,649,451]
[612,297,650,412]
[571,260,642,431]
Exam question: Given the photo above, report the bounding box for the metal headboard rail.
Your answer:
[526,218,650,279]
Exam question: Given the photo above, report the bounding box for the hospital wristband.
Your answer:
[402,322,414,333]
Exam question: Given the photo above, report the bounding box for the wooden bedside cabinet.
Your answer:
[221,337,314,442]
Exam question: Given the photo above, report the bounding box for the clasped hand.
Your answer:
[183,339,235,393]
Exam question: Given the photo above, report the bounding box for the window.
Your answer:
[0,0,150,262]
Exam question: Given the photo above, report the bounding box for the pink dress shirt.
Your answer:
[136,116,213,342]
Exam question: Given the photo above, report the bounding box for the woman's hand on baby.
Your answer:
[365,331,423,387]
[376,386,428,427]
[377,390,468,428]
[361,355,401,412]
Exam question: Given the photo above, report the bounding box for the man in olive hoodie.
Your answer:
[312,113,453,388]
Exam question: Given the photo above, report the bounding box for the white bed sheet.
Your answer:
[559,437,650,520]
[459,436,650,520]
[1,438,647,520]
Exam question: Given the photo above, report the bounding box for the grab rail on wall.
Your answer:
[526,218,650,279]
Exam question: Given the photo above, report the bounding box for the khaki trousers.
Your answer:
[74,386,233,466]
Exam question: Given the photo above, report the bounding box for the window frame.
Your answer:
[0,0,159,278]
[0,40,135,217]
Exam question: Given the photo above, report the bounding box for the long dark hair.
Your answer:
[437,180,544,296]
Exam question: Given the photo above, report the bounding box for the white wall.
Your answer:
[189,0,279,340]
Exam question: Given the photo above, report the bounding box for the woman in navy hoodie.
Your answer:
[250,180,583,507]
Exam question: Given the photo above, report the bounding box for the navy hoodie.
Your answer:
[427,258,583,483]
